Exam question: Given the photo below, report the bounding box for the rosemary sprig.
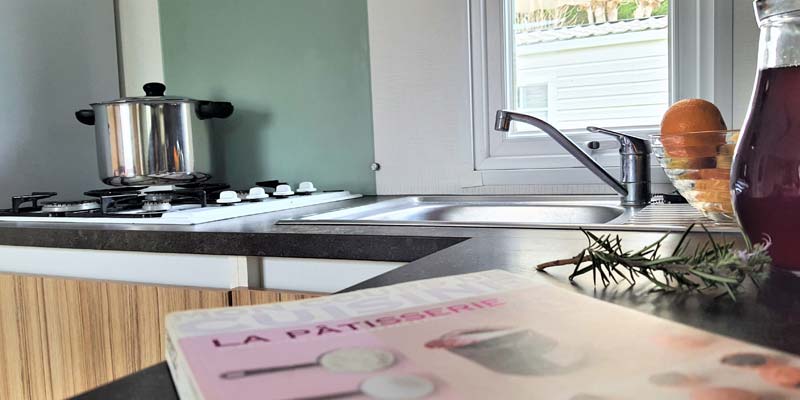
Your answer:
[537,224,772,301]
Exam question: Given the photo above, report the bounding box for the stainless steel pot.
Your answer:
[75,82,233,186]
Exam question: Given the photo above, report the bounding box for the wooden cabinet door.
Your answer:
[0,274,324,399]
[231,288,322,306]
[0,274,228,400]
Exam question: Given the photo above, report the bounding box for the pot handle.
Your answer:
[75,109,95,125]
[196,101,234,120]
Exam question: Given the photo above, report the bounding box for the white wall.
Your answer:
[368,0,761,195]
[115,0,165,96]
[113,1,760,196]
[0,0,119,206]
[368,0,615,195]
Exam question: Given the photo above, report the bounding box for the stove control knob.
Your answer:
[216,190,242,204]
[273,184,295,197]
[296,181,317,195]
[245,187,269,200]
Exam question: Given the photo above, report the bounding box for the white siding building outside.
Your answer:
[513,16,669,132]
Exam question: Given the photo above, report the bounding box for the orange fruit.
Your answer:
[716,155,733,169]
[715,202,734,214]
[678,171,702,180]
[662,99,727,136]
[758,364,800,388]
[665,146,719,158]
[699,200,733,214]
[661,133,726,148]
[719,144,736,156]
[690,387,759,400]
[695,191,731,203]
[699,169,731,180]
[666,157,716,170]
[695,179,729,191]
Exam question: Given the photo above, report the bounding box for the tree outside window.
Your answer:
[515,0,669,30]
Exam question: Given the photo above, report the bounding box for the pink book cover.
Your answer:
[165,270,800,399]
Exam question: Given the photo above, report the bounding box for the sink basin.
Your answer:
[284,196,628,228]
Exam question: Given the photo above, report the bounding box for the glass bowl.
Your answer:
[650,130,739,222]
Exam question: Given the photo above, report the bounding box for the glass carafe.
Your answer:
[733,0,800,269]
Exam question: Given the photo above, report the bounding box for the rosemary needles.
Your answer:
[536,224,772,301]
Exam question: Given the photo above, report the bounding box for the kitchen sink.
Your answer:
[280,196,632,228]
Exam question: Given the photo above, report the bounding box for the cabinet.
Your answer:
[0,273,320,400]
[231,287,320,306]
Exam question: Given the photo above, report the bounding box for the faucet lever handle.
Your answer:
[586,126,649,155]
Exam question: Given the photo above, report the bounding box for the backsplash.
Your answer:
[158,0,376,194]
[0,0,119,207]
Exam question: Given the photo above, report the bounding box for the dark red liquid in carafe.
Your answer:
[733,65,800,269]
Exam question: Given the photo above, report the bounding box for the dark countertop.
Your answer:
[0,196,472,262]
[8,196,789,399]
[0,195,691,261]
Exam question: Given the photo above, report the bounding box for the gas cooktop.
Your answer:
[0,181,361,225]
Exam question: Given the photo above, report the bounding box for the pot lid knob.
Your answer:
[143,82,167,97]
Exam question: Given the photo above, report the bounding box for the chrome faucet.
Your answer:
[494,110,651,206]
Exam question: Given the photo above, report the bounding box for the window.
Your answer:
[511,8,669,132]
[471,0,733,182]
[516,83,550,121]
[508,81,554,138]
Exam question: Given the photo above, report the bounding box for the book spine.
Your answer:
[166,330,203,400]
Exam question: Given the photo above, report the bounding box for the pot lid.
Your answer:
[91,82,198,105]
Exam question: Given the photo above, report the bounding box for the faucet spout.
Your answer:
[494,110,650,206]
[495,110,513,131]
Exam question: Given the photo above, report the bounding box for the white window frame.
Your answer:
[516,82,552,120]
[468,0,734,186]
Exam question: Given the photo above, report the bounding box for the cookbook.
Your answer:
[165,270,800,399]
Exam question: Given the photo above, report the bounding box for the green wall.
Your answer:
[159,0,376,194]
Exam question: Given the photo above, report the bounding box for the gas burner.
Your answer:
[142,187,212,207]
[144,191,179,202]
[256,180,284,189]
[0,186,359,224]
[104,173,211,187]
[142,201,172,212]
[41,200,101,213]
[84,187,148,197]
[176,183,230,192]
[11,192,58,213]
[255,180,286,194]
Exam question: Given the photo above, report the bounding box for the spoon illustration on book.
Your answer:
[220,347,397,379]
[287,374,436,400]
